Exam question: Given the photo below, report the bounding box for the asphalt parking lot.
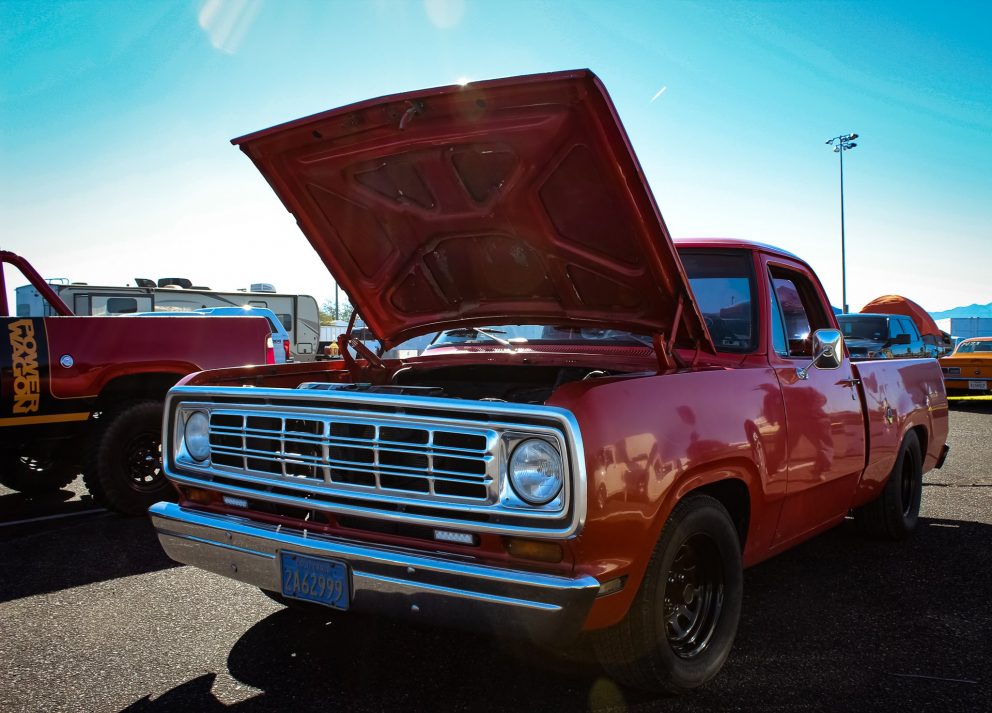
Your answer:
[1,401,989,713]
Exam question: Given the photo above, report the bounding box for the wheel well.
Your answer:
[95,373,181,412]
[687,478,750,550]
[910,424,928,455]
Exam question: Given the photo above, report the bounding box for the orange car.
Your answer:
[939,336,992,393]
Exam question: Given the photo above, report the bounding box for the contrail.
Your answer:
[650,86,668,103]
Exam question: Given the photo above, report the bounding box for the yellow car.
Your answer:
[939,336,992,394]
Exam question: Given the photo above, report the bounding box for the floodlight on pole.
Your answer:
[825,132,859,314]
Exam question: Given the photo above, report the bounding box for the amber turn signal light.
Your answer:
[184,487,215,505]
[503,537,564,563]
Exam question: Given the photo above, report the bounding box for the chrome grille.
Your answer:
[206,410,496,503]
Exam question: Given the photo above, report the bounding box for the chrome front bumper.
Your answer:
[150,502,600,642]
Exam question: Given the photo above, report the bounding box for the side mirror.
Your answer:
[892,333,911,345]
[797,328,843,379]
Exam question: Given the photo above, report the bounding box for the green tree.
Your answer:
[320,298,354,325]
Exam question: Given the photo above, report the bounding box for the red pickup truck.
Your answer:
[1,251,279,514]
[148,71,949,693]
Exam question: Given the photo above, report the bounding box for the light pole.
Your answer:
[825,132,858,313]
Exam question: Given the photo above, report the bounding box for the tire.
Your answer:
[593,494,743,694]
[82,400,176,515]
[0,447,78,495]
[854,430,922,540]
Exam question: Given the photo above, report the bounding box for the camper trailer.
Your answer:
[15,278,320,361]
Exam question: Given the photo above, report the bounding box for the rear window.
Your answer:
[838,316,887,341]
[957,341,992,353]
[678,249,757,352]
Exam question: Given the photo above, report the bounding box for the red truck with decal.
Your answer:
[1,250,279,515]
[148,71,950,693]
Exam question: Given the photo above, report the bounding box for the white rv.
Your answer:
[15,278,320,361]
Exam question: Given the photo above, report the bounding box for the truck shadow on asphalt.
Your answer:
[0,512,178,603]
[122,517,992,712]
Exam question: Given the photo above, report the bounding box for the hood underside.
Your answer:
[234,70,712,352]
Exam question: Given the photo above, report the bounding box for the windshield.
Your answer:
[955,340,992,354]
[838,316,888,341]
[427,325,652,349]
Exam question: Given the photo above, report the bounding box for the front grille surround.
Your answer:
[165,386,585,538]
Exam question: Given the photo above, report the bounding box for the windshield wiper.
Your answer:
[445,327,514,348]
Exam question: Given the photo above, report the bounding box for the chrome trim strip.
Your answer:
[166,471,579,537]
[357,572,561,611]
[164,386,588,538]
[151,502,598,641]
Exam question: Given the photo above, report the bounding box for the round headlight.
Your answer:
[184,411,210,462]
[509,439,563,505]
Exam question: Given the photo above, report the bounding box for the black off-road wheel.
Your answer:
[82,400,175,515]
[0,447,78,496]
[854,430,923,540]
[593,495,743,694]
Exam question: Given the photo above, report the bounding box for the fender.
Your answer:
[551,366,788,630]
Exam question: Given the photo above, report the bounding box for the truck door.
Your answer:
[892,317,921,357]
[765,260,866,544]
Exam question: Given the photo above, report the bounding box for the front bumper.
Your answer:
[150,502,600,642]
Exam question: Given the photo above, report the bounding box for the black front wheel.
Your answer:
[83,400,176,515]
[593,494,743,693]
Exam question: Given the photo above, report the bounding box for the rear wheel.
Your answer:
[83,400,175,515]
[0,446,78,495]
[593,495,743,693]
[854,430,922,540]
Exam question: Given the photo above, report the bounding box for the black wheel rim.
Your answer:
[900,453,916,518]
[663,533,724,659]
[123,431,163,491]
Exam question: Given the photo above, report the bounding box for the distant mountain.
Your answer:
[929,302,992,320]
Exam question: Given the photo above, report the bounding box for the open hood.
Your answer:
[234,69,712,355]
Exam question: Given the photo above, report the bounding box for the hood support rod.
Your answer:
[338,310,385,375]
[654,292,687,372]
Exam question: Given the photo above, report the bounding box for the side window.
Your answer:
[901,318,919,339]
[768,266,830,358]
[90,295,152,316]
[274,313,293,332]
[768,278,789,356]
[106,297,139,314]
[678,249,757,352]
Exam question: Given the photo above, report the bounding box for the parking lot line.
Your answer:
[0,508,107,528]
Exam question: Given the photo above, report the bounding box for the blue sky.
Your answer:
[2,0,989,314]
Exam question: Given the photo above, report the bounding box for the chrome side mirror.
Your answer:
[797,329,844,380]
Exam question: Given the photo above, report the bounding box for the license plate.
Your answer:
[280,552,350,610]
[968,380,986,390]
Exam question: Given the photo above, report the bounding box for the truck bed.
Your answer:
[853,357,949,494]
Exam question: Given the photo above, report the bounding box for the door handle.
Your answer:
[839,377,860,399]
